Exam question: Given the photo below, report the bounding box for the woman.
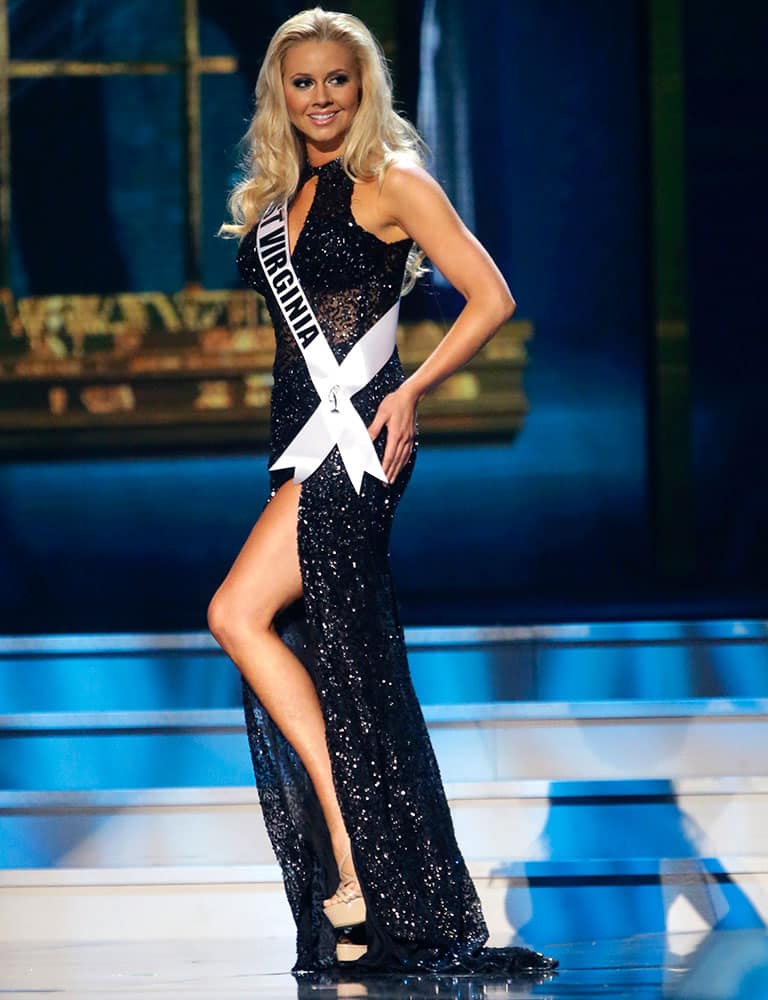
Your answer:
[211,6,557,978]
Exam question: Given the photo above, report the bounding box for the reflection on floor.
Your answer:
[2,929,767,998]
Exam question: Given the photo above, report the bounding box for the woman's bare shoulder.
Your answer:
[378,159,456,233]
[381,158,438,196]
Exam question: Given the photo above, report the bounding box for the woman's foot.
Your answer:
[323,837,366,928]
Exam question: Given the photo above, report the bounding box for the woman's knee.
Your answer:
[207,585,272,649]
[206,588,227,644]
[207,481,303,647]
[207,587,232,646]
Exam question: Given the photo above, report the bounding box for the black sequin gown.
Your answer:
[235,157,556,979]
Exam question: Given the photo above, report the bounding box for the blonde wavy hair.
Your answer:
[217,6,427,290]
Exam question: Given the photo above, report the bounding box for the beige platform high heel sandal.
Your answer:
[336,934,367,962]
[323,846,366,929]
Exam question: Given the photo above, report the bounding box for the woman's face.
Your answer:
[282,40,361,155]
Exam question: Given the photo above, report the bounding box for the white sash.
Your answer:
[257,200,400,494]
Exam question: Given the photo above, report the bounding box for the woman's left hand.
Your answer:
[367,384,418,484]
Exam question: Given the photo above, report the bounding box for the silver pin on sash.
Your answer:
[328,384,340,413]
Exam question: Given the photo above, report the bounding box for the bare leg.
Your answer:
[207,479,359,906]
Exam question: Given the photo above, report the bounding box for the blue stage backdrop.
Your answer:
[685,0,768,598]
[0,0,765,632]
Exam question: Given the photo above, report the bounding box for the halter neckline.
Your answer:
[301,155,343,181]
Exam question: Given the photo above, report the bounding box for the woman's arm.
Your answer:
[368,161,516,483]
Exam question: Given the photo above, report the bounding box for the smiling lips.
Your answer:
[308,110,339,126]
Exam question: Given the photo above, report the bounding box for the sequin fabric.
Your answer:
[235,157,557,979]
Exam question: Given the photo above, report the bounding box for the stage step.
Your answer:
[2,621,767,715]
[1,777,767,943]
[2,698,767,789]
[1,856,766,943]
[2,778,768,869]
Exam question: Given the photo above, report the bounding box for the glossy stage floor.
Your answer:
[2,930,768,998]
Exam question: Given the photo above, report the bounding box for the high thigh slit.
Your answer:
[236,156,557,978]
[243,435,422,973]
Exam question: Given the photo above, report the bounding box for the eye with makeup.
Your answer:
[290,73,351,89]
